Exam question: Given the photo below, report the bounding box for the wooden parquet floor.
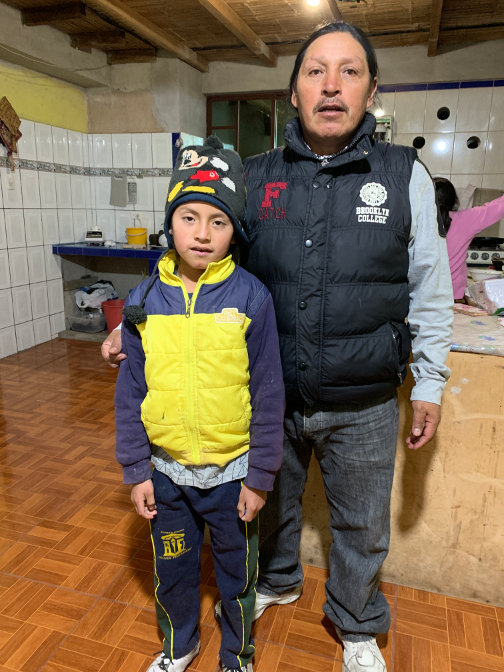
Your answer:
[1,339,503,672]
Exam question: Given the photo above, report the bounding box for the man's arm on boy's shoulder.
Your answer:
[245,290,285,492]
[115,319,151,484]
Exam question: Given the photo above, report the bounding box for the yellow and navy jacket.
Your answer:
[115,250,285,491]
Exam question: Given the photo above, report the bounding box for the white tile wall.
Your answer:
[39,172,57,209]
[41,210,59,245]
[68,130,84,167]
[452,133,488,174]
[33,317,51,345]
[35,123,53,163]
[456,88,493,132]
[52,127,69,165]
[0,210,6,249]
[17,121,37,161]
[70,175,86,209]
[93,134,112,168]
[33,315,52,344]
[50,312,66,337]
[424,89,459,133]
[152,133,172,168]
[8,248,30,287]
[12,285,32,324]
[0,250,10,289]
[112,134,133,168]
[95,176,113,210]
[47,279,64,315]
[73,210,87,243]
[31,282,49,319]
[132,134,153,168]
[58,209,74,243]
[20,170,41,209]
[0,289,14,330]
[0,326,17,358]
[16,321,35,351]
[55,173,72,209]
[5,210,26,248]
[1,169,23,208]
[134,177,154,211]
[27,246,47,284]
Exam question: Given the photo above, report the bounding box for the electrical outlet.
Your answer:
[7,174,15,190]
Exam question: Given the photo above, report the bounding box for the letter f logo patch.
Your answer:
[261,182,287,207]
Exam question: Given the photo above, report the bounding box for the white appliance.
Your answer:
[466,246,503,267]
[85,227,106,245]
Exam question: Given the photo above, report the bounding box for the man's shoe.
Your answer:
[147,642,200,672]
[342,638,386,672]
[214,585,302,623]
[221,664,253,671]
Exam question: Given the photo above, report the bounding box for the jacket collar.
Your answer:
[158,249,235,287]
[283,112,377,166]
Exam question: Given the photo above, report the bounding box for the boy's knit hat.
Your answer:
[164,136,248,246]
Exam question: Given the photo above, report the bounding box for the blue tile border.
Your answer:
[53,243,167,261]
[378,79,500,93]
[460,80,494,88]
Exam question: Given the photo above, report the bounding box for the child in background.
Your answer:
[114,137,285,672]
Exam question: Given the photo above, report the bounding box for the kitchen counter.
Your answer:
[53,243,168,273]
[299,351,504,606]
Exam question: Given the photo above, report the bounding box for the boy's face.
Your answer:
[170,201,235,271]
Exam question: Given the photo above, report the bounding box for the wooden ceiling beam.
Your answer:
[84,0,209,71]
[325,0,344,22]
[427,0,444,57]
[107,49,156,64]
[71,30,127,52]
[22,2,87,26]
[439,24,504,46]
[194,0,277,67]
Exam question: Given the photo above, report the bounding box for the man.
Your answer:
[103,22,453,672]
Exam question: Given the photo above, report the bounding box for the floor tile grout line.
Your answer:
[391,584,398,672]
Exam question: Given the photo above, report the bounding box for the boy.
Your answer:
[115,137,285,672]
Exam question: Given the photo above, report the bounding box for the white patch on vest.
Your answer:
[356,183,389,224]
[360,182,388,207]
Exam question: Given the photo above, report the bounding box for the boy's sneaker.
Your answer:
[214,585,303,623]
[342,638,386,671]
[147,642,200,672]
[221,665,253,672]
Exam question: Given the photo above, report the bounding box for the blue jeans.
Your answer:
[258,392,398,641]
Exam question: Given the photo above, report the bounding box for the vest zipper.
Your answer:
[390,324,404,385]
[181,284,202,465]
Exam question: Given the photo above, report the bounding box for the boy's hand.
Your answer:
[102,329,125,368]
[131,479,157,519]
[238,485,267,522]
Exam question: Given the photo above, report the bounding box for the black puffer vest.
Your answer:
[244,113,417,405]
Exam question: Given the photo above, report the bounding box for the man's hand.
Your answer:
[131,479,157,519]
[238,485,267,522]
[407,400,441,450]
[101,329,125,368]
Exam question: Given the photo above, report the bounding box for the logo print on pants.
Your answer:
[259,182,287,219]
[160,530,191,559]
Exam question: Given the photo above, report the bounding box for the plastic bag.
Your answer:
[467,278,504,315]
[75,281,117,310]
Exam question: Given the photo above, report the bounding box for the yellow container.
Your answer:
[126,227,147,245]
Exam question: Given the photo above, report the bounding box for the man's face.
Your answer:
[292,32,377,151]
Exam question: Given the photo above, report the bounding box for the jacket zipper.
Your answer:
[181,284,201,464]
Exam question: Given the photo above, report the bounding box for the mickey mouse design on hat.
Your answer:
[123,136,248,326]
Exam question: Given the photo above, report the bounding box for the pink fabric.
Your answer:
[446,195,504,299]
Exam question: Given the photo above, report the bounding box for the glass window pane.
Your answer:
[212,128,236,150]
[238,99,272,160]
[212,101,237,127]
[275,98,298,147]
